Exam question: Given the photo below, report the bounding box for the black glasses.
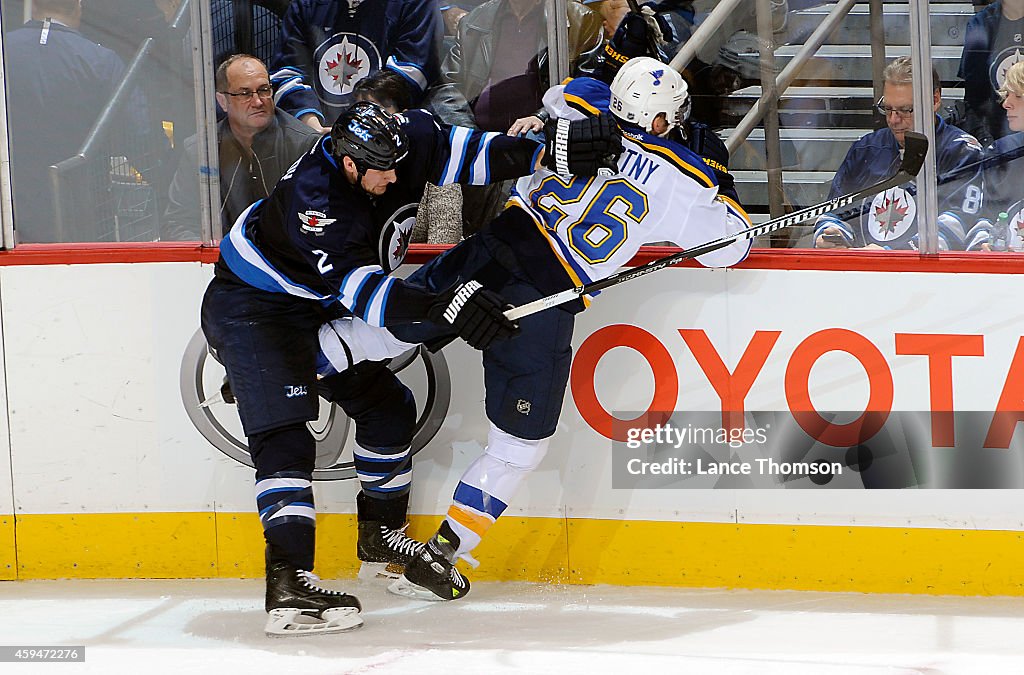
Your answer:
[220,84,273,100]
[876,97,913,118]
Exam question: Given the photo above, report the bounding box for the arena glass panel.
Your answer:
[702,0,979,254]
[0,0,209,245]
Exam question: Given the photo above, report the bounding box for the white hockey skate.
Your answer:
[264,606,363,636]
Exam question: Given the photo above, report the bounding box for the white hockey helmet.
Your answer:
[609,57,690,135]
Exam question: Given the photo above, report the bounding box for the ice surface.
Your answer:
[0,578,1022,674]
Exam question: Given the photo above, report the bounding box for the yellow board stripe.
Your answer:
[0,516,14,580]
[5,513,1023,596]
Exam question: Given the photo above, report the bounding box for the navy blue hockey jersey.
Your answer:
[270,0,442,124]
[216,109,543,326]
[964,132,1024,250]
[814,117,984,251]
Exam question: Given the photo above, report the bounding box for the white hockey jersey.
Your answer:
[508,130,752,287]
[509,81,751,289]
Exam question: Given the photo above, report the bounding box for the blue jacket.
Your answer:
[270,0,442,125]
[814,117,985,250]
[964,132,1024,250]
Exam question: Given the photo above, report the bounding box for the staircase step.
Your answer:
[733,170,835,212]
[783,2,974,47]
[730,44,965,86]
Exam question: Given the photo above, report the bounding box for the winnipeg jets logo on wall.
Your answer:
[991,47,1024,92]
[868,187,916,241]
[378,203,417,273]
[179,330,451,481]
[298,210,336,235]
[315,33,381,103]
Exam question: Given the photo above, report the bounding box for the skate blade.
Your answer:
[264,607,363,636]
[387,575,449,601]
[357,561,406,582]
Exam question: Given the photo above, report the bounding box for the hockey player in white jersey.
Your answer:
[318,57,751,601]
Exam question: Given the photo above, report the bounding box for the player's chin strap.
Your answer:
[505,131,929,322]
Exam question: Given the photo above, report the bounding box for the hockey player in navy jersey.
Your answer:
[814,57,985,251]
[201,100,621,635]
[316,57,751,602]
[270,0,443,132]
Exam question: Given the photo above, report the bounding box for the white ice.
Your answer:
[1,578,1023,674]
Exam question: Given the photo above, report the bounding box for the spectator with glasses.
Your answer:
[163,53,320,240]
[814,56,984,251]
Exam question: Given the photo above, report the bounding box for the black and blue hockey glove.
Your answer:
[428,280,519,350]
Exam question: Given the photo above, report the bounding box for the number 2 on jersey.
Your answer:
[530,175,649,264]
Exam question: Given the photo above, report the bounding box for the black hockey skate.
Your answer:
[356,491,424,581]
[388,523,471,601]
[264,562,362,636]
[357,521,425,581]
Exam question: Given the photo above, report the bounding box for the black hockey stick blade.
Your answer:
[899,131,928,179]
[505,132,929,321]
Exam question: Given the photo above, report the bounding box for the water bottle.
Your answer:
[993,212,1010,252]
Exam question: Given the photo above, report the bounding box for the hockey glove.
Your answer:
[428,280,519,350]
[542,116,623,177]
[600,4,673,83]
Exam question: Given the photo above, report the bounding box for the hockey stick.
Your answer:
[505,131,928,321]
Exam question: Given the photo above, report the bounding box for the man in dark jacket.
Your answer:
[429,0,604,131]
[816,57,984,251]
[163,54,320,240]
[428,0,603,233]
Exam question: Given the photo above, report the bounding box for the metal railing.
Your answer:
[49,38,159,242]
[0,6,15,248]
[724,0,860,153]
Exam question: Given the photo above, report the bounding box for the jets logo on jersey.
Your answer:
[378,203,417,273]
[991,47,1024,92]
[868,187,916,241]
[958,134,984,153]
[314,33,381,102]
[298,210,336,235]
[1010,206,1024,250]
[650,69,664,86]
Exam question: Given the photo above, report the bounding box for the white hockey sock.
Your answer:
[318,317,417,374]
[444,424,550,559]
